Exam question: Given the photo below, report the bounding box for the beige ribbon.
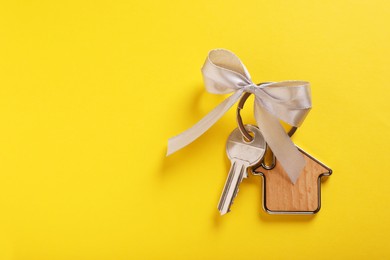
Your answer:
[167,49,312,184]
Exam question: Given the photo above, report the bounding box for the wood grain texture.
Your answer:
[254,148,331,213]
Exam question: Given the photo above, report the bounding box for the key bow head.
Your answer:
[226,125,266,166]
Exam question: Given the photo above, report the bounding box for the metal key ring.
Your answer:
[236,83,298,140]
[236,92,254,141]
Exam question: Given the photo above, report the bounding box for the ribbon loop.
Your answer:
[167,49,312,184]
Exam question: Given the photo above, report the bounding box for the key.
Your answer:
[218,125,266,215]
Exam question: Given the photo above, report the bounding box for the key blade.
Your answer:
[218,161,247,215]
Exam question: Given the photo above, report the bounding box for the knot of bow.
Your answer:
[167,49,312,184]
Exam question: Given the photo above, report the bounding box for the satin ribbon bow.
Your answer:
[167,49,312,184]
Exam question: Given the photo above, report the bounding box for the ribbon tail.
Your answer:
[254,101,306,184]
[167,89,244,156]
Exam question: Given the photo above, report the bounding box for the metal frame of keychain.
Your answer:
[218,85,332,215]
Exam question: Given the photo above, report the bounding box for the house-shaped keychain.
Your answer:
[237,92,332,214]
[253,148,332,214]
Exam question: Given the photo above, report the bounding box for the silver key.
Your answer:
[218,125,266,215]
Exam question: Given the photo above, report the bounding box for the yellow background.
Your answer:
[0,0,389,259]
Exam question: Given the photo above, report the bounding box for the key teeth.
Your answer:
[218,162,247,216]
[218,188,240,216]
